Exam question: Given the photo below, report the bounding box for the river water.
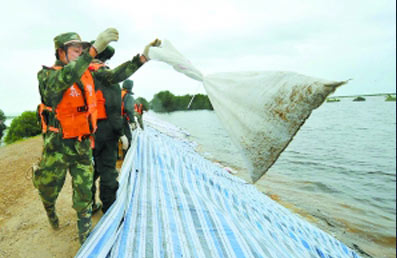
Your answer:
[150,96,396,258]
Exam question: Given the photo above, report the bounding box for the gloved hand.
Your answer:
[129,122,137,131]
[120,135,129,150]
[93,28,119,54]
[142,38,162,60]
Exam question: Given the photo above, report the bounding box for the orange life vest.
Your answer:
[88,62,107,120]
[38,66,97,140]
[121,89,129,121]
[134,103,143,115]
[37,104,59,134]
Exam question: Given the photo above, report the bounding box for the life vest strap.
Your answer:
[38,103,53,134]
[48,126,59,133]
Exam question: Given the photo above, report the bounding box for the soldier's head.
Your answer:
[54,32,90,64]
[122,80,134,92]
[90,40,115,63]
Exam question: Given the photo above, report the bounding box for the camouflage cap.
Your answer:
[54,32,90,50]
[122,80,134,90]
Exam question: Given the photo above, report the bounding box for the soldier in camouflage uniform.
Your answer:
[89,39,160,213]
[121,79,145,152]
[33,28,118,244]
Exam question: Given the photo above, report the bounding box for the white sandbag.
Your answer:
[149,40,347,183]
[149,40,203,82]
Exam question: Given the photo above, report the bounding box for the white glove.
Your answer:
[93,28,119,54]
[130,122,137,130]
[142,38,162,60]
[120,135,129,150]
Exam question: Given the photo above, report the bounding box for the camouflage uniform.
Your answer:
[121,80,144,150]
[33,32,94,244]
[90,52,144,213]
[134,104,145,130]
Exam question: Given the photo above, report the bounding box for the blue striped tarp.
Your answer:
[76,125,360,258]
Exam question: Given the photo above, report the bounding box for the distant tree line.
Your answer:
[0,91,212,145]
[149,91,213,112]
[0,109,7,140]
[0,110,41,144]
[125,91,213,113]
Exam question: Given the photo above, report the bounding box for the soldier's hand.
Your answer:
[120,135,129,150]
[142,38,162,60]
[129,122,137,131]
[93,28,119,54]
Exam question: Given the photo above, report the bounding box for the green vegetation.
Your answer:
[385,94,396,101]
[149,91,213,112]
[4,111,41,144]
[0,109,6,140]
[326,98,340,103]
[353,96,366,102]
[135,97,150,111]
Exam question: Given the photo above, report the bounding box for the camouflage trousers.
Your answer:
[33,132,94,244]
[92,138,119,213]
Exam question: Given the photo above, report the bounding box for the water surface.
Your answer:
[151,96,396,257]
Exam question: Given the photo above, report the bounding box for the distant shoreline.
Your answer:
[3,93,395,117]
[331,93,396,98]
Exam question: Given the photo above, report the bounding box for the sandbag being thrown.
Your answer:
[149,40,348,183]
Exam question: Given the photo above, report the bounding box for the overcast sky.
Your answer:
[0,0,395,115]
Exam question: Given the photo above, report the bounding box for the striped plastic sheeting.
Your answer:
[76,125,360,258]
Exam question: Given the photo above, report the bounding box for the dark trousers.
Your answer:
[92,138,119,212]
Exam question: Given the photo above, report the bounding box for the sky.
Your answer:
[0,0,395,115]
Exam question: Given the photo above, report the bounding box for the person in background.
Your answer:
[121,79,145,153]
[34,28,118,244]
[134,102,144,130]
[89,39,160,214]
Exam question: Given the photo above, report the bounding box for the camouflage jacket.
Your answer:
[91,54,144,141]
[38,52,93,108]
[122,92,144,130]
[92,54,143,86]
[37,51,94,132]
[122,91,136,122]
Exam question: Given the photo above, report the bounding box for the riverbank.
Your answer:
[0,137,114,257]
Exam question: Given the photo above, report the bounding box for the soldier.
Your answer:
[134,102,145,130]
[89,38,160,214]
[121,79,145,152]
[33,28,118,244]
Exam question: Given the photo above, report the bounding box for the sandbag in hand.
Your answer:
[143,39,162,60]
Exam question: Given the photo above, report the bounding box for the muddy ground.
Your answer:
[0,137,111,258]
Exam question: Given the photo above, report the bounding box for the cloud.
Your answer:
[0,0,395,114]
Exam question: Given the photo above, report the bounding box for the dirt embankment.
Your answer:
[0,137,104,258]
